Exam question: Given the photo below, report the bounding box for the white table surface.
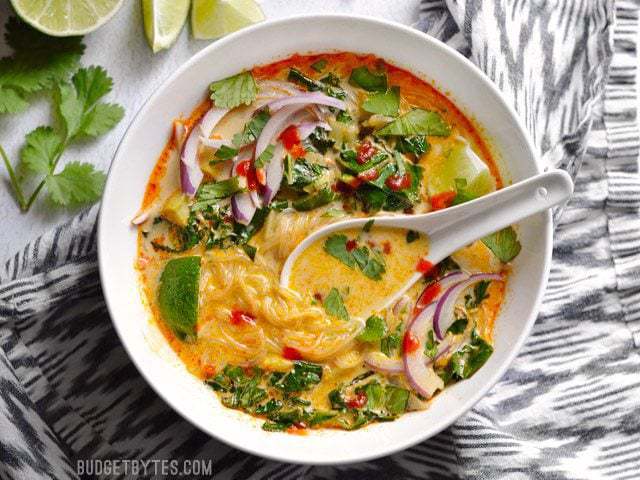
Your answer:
[0,0,422,261]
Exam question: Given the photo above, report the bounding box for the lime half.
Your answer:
[158,256,201,342]
[142,0,190,53]
[191,0,264,40]
[10,0,124,37]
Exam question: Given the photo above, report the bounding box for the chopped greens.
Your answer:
[447,317,469,335]
[406,230,420,243]
[380,323,402,357]
[424,330,438,358]
[304,127,335,154]
[357,316,387,342]
[396,136,429,156]
[285,157,328,191]
[310,59,327,72]
[209,71,258,109]
[288,68,323,91]
[255,143,275,169]
[292,187,336,211]
[362,86,400,116]
[482,226,522,262]
[349,66,388,92]
[232,109,270,147]
[376,109,451,137]
[439,330,493,384]
[324,234,356,268]
[193,178,243,210]
[465,280,491,309]
[323,288,349,321]
[214,144,238,160]
[323,234,386,280]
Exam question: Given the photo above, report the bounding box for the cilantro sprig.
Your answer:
[2,65,124,211]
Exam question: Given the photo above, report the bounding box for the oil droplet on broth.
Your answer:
[289,227,429,317]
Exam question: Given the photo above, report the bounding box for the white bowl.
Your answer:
[98,14,550,465]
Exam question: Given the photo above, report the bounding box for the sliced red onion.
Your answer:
[297,121,331,140]
[414,271,468,316]
[180,107,229,196]
[199,107,229,137]
[364,352,404,374]
[255,104,304,160]
[249,190,262,208]
[262,142,285,205]
[433,273,503,340]
[131,211,150,225]
[267,92,347,112]
[257,80,302,97]
[403,303,444,399]
[231,145,257,224]
[199,136,233,149]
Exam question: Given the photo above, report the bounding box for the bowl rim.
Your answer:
[98,13,551,465]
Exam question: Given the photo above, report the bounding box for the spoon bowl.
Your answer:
[280,170,573,311]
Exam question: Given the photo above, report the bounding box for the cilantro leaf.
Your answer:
[424,330,438,358]
[209,71,257,109]
[324,234,356,268]
[44,161,106,206]
[362,86,400,116]
[193,178,243,210]
[56,66,124,138]
[466,280,491,308]
[349,66,388,92]
[215,145,238,160]
[482,226,522,262]
[376,109,451,137]
[447,317,468,335]
[351,246,386,280]
[441,331,493,382]
[357,316,387,342]
[323,288,349,320]
[381,323,402,357]
[396,136,428,156]
[20,127,62,175]
[0,17,84,113]
[255,144,275,169]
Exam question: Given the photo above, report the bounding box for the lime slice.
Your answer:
[426,139,496,197]
[10,0,124,37]
[158,256,201,342]
[191,0,264,40]
[142,0,190,53]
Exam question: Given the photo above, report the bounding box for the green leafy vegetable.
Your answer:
[451,178,478,205]
[447,317,469,335]
[233,110,270,147]
[287,68,322,91]
[338,149,387,174]
[271,361,323,393]
[351,247,386,280]
[336,110,352,123]
[292,187,336,211]
[440,330,493,383]
[396,136,428,156]
[0,17,85,114]
[241,243,257,261]
[255,143,275,169]
[209,71,257,109]
[349,66,388,92]
[2,65,123,212]
[376,109,451,137]
[324,234,356,268]
[362,219,375,233]
[362,86,400,116]
[193,178,243,210]
[380,323,402,357]
[214,145,238,160]
[357,316,387,342]
[323,288,349,321]
[311,59,327,72]
[285,158,328,191]
[481,226,522,262]
[424,330,438,358]
[466,280,491,309]
[384,386,410,415]
[406,230,420,243]
[304,127,335,154]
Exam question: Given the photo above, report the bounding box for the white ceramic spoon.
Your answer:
[280,170,573,312]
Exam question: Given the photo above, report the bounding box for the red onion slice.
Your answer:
[403,303,444,398]
[131,211,150,225]
[433,273,503,340]
[267,91,347,112]
[414,271,468,316]
[364,352,404,374]
[180,107,229,196]
[255,104,304,160]
[262,142,285,205]
[231,193,256,225]
[297,121,331,140]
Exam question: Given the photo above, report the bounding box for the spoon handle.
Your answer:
[424,169,573,263]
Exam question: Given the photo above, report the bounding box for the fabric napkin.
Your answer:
[2,1,639,479]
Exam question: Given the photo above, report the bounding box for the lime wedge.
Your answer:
[10,0,124,36]
[158,256,201,342]
[426,139,496,197]
[191,0,264,40]
[142,0,190,53]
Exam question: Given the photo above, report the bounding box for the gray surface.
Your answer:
[0,0,421,260]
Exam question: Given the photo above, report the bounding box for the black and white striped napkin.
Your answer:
[1,1,639,478]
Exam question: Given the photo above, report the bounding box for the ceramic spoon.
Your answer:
[280,170,573,312]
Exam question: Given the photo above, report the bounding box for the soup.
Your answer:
[135,53,519,433]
